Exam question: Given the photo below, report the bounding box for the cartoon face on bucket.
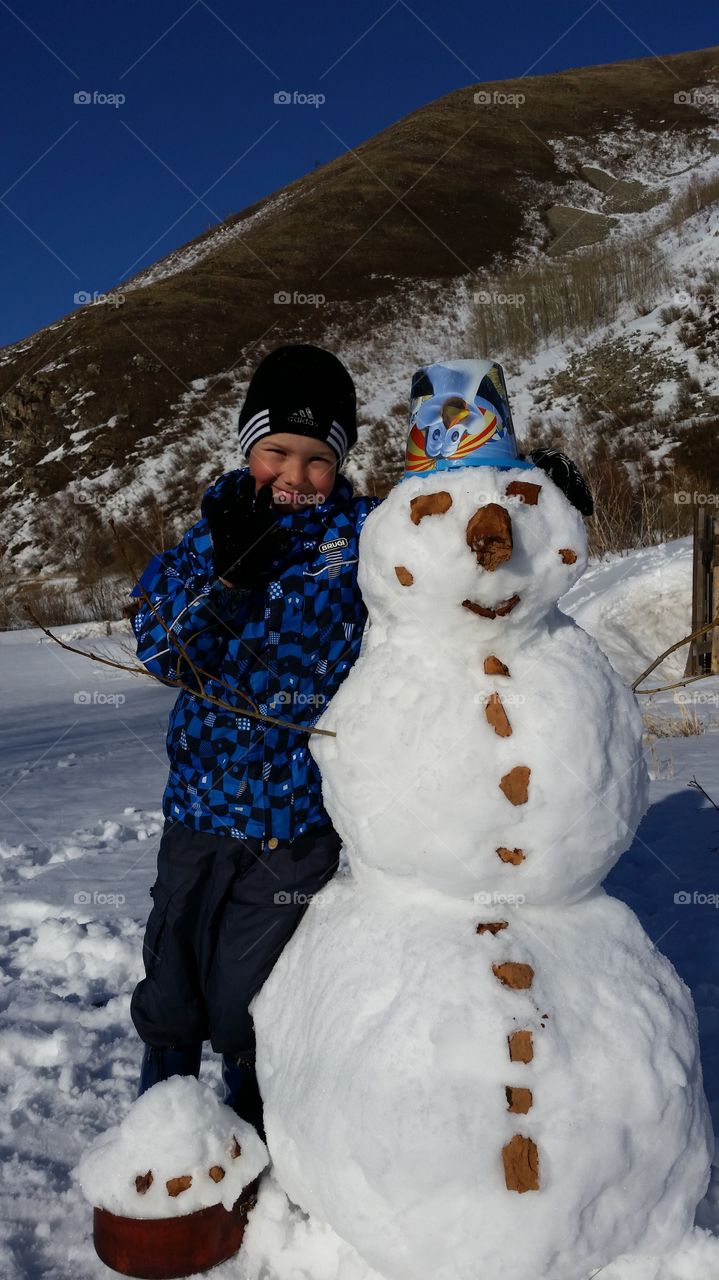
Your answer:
[405,358,534,476]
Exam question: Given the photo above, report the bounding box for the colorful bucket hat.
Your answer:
[404,358,534,478]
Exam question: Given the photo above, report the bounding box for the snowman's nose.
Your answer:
[466,504,513,571]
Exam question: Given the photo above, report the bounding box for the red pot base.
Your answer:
[93,1177,261,1279]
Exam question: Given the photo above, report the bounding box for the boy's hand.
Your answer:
[202,474,292,588]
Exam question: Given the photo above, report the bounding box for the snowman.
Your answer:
[252,359,712,1280]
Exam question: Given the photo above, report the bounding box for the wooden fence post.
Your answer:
[685,508,718,676]
[706,524,711,675]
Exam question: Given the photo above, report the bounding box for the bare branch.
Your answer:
[109,517,261,718]
[110,517,267,721]
[688,776,719,811]
[109,518,208,703]
[632,619,719,692]
[634,672,718,695]
[20,604,335,747]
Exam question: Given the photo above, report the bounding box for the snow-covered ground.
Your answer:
[1,538,718,1279]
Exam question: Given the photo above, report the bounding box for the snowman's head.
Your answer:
[358,466,588,640]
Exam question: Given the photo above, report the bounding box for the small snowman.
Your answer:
[253,360,712,1280]
[77,1077,268,1278]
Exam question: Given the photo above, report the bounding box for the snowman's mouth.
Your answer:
[462,594,521,620]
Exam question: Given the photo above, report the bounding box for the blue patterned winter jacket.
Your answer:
[132,469,379,843]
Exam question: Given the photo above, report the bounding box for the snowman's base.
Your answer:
[92,1176,261,1279]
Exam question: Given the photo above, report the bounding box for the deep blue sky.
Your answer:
[0,0,715,347]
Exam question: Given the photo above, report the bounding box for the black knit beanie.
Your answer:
[237,344,358,463]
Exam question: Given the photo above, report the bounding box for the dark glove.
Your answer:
[201,474,291,587]
[527,448,594,517]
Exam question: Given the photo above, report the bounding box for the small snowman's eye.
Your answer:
[505,480,541,506]
[410,491,453,525]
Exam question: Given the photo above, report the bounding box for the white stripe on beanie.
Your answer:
[238,409,349,463]
[327,420,349,461]
[238,409,271,455]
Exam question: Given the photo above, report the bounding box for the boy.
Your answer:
[130,344,378,1137]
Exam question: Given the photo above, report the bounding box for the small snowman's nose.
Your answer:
[466,503,513,571]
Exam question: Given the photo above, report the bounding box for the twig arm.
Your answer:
[632,619,718,692]
[688,776,719,811]
[22,604,336,738]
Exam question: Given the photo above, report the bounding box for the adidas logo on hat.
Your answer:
[287,406,316,425]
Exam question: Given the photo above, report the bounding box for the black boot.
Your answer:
[138,1043,202,1096]
[222,1054,266,1143]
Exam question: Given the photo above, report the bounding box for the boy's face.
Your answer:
[248,433,338,507]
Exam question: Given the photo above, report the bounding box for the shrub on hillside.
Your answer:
[472,236,669,358]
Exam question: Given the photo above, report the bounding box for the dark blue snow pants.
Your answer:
[130,820,341,1057]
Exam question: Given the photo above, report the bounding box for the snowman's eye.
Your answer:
[505,480,541,506]
[410,492,453,525]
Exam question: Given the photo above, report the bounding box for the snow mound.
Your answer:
[560,537,692,685]
[241,1179,719,1280]
[76,1076,268,1218]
